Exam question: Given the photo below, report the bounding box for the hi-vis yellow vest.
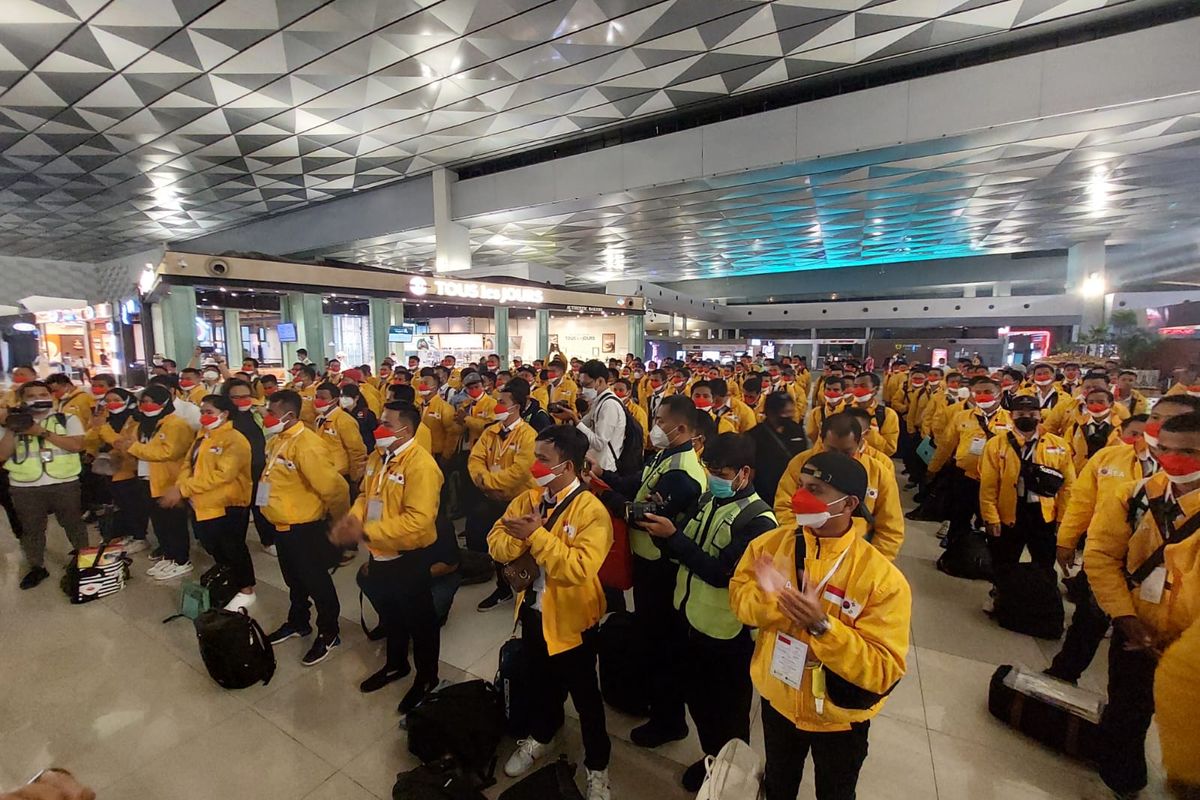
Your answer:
[5,414,81,483]
[674,493,775,639]
[632,448,707,560]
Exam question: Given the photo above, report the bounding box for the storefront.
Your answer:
[33,303,117,376]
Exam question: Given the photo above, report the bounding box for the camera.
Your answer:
[626,501,663,525]
[4,405,35,434]
[547,402,568,414]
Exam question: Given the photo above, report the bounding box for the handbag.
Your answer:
[500,486,588,593]
[63,540,129,603]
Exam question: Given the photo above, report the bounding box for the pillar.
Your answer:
[369,298,391,367]
[390,302,404,326]
[682,316,689,339]
[1067,239,1108,338]
[493,306,509,365]
[223,309,243,364]
[628,314,645,360]
[810,328,819,368]
[159,285,197,363]
[536,309,550,359]
[282,292,327,364]
[433,168,471,273]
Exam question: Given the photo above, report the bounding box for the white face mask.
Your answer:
[203,371,219,383]
[1167,468,1200,485]
[956,387,971,400]
[264,415,291,436]
[534,462,566,487]
[1143,432,1160,449]
[580,386,598,402]
[338,396,356,410]
[649,423,673,450]
[418,388,433,397]
[375,436,397,450]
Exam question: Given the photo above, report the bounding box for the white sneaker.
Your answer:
[224,592,256,613]
[504,738,548,778]
[146,560,170,577]
[586,768,611,800]
[153,562,194,581]
[263,544,277,557]
[122,539,148,555]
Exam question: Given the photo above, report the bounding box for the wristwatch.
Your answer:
[807,617,832,637]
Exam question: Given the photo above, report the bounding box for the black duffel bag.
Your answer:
[936,529,993,581]
[992,563,1064,639]
[406,680,505,788]
[988,665,1103,761]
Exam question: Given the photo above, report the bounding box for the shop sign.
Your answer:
[565,305,607,314]
[33,303,112,324]
[408,276,543,305]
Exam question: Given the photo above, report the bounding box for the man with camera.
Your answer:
[0,380,88,589]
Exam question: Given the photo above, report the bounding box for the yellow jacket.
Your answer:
[467,420,537,499]
[928,406,1014,480]
[977,431,1076,527]
[416,421,433,454]
[637,387,668,423]
[259,422,351,528]
[488,483,612,656]
[1164,382,1191,397]
[298,383,318,427]
[883,372,908,408]
[850,401,900,457]
[350,440,443,558]
[1085,472,1200,647]
[186,384,207,406]
[1115,389,1149,417]
[533,378,579,413]
[919,394,961,440]
[1064,416,1123,472]
[418,394,457,459]
[359,382,384,417]
[623,398,649,450]
[773,447,904,560]
[904,386,934,435]
[315,406,368,481]
[460,393,498,447]
[91,417,138,481]
[125,415,194,498]
[56,389,94,425]
[1057,443,1149,550]
[176,422,252,522]
[804,402,845,443]
[730,526,911,732]
[1155,618,1200,787]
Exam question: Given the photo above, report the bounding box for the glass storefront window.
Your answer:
[332,314,372,368]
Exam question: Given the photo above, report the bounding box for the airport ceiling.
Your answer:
[0,0,1165,267]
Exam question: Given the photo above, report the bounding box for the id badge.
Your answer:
[968,437,986,456]
[770,632,808,689]
[367,497,383,522]
[39,448,54,464]
[255,481,272,508]
[137,459,151,479]
[1139,565,1167,604]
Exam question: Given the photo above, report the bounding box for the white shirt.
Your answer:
[577,388,625,472]
[5,413,86,487]
[173,399,202,431]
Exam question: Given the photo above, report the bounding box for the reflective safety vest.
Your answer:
[632,448,708,560]
[674,493,776,640]
[5,414,82,483]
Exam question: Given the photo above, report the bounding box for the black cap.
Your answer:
[1008,394,1040,412]
[802,452,869,504]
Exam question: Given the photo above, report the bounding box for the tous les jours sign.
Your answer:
[409,276,544,305]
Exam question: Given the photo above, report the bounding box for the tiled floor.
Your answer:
[0,481,1172,800]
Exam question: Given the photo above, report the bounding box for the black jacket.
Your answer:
[748,420,808,504]
[521,398,554,433]
[231,409,266,482]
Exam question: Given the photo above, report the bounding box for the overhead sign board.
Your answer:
[408,276,544,305]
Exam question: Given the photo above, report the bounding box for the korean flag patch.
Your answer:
[564,523,577,539]
[823,584,863,619]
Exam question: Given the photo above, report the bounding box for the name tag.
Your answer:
[366,498,383,522]
[137,460,151,478]
[968,437,986,456]
[1139,566,1166,604]
[255,481,272,507]
[770,632,808,689]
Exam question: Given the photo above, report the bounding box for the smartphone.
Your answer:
[199,346,215,355]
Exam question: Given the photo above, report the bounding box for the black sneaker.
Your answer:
[360,663,410,693]
[477,587,513,612]
[630,720,689,749]
[398,678,438,714]
[301,634,341,666]
[267,622,312,646]
[682,758,708,792]
[19,566,49,590]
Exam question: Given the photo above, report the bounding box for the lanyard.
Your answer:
[369,450,398,499]
[804,543,851,596]
[261,431,290,482]
[490,423,518,465]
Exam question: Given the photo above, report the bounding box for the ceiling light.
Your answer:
[1081,272,1106,298]
[13,322,36,332]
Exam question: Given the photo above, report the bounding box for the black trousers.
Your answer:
[1098,627,1158,794]
[150,502,189,564]
[520,602,611,771]
[0,468,23,538]
[247,480,272,546]
[947,468,980,536]
[194,510,255,589]
[989,501,1057,571]
[632,554,685,729]
[1048,571,1110,683]
[275,519,340,638]
[358,550,440,682]
[761,699,870,800]
[684,623,754,757]
[109,478,149,541]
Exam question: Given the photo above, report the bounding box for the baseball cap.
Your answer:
[801,452,868,504]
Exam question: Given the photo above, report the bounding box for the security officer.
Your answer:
[1085,412,1200,798]
[332,402,444,711]
[977,394,1075,571]
[730,452,911,800]
[636,433,777,791]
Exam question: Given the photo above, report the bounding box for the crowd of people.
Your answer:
[2,345,1198,800]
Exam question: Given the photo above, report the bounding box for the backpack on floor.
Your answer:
[194,608,276,689]
[992,563,1065,639]
[696,739,764,800]
[496,635,534,738]
[457,548,494,586]
[392,756,488,800]
[987,664,1104,761]
[200,563,239,609]
[498,757,583,800]
[598,611,652,717]
[936,530,993,581]
[162,564,238,624]
[406,680,505,789]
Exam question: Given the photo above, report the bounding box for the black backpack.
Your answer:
[598,394,644,475]
[200,563,240,610]
[393,757,488,800]
[498,757,584,800]
[936,530,994,581]
[598,611,652,717]
[194,608,276,689]
[993,564,1065,639]
[406,680,506,788]
[496,636,534,738]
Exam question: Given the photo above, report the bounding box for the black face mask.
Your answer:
[29,400,54,413]
[1014,417,1039,434]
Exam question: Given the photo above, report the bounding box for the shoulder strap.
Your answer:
[732,498,772,533]
[793,530,806,581]
[875,405,886,429]
[545,485,588,531]
[976,413,996,439]
[1129,499,1200,585]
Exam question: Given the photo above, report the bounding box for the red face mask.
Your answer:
[693,397,713,410]
[650,379,663,389]
[314,398,334,411]
[372,424,395,441]
[91,386,107,397]
[106,400,126,413]
[824,391,842,402]
[911,377,926,386]
[199,414,220,428]
[140,402,163,414]
[614,390,628,399]
[12,374,29,384]
[467,386,483,399]
[232,397,254,411]
[1145,420,1163,438]
[851,387,873,399]
[530,460,555,483]
[1087,402,1109,414]
[791,487,831,515]
[1157,452,1200,479]
[974,393,997,405]
[263,413,282,429]
[1120,434,1139,445]
[179,379,196,389]
[492,405,510,417]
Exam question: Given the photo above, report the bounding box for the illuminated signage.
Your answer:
[409,276,544,305]
[33,303,112,324]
